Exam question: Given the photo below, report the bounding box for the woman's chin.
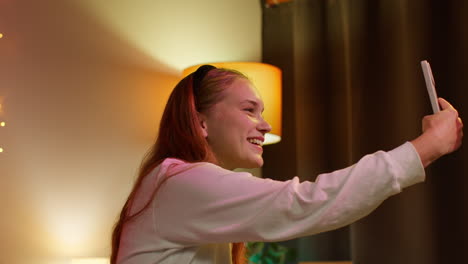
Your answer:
[243,156,264,169]
[222,155,264,170]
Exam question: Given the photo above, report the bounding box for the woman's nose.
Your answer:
[258,117,272,134]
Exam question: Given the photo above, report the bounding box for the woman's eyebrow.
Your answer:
[241,100,265,112]
[241,99,258,106]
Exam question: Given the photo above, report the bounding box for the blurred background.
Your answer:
[262,1,467,263]
[0,1,260,263]
[0,0,466,264]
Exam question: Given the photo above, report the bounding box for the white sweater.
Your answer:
[117,142,425,264]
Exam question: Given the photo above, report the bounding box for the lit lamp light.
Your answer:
[71,258,109,264]
[0,121,3,153]
[0,99,4,152]
[183,62,282,144]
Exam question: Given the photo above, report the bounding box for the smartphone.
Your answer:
[421,60,440,113]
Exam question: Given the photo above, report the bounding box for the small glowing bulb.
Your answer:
[0,122,5,127]
[0,33,3,38]
[0,148,3,153]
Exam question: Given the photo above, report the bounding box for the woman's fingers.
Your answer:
[412,99,464,167]
[438,97,458,114]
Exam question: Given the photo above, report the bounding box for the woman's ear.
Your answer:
[197,112,208,138]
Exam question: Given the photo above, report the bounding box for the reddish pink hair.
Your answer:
[111,67,248,264]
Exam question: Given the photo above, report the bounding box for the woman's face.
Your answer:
[199,78,272,170]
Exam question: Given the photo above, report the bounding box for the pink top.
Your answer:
[117,142,425,264]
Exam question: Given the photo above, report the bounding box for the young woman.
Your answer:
[111,65,463,264]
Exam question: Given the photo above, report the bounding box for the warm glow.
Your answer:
[265,0,294,7]
[71,258,109,264]
[0,33,3,38]
[53,220,90,250]
[183,62,282,144]
[1,121,5,127]
[0,1,262,263]
[0,147,3,153]
[76,1,261,74]
[39,198,108,257]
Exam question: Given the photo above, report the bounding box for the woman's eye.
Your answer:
[244,108,254,113]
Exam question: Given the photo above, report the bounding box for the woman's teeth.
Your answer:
[248,138,263,146]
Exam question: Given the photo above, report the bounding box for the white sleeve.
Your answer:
[155,142,425,245]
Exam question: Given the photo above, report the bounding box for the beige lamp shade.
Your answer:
[183,62,282,144]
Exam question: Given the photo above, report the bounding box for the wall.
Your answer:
[0,1,261,263]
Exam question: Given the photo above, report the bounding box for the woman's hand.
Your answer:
[411,98,463,167]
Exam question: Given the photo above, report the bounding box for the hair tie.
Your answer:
[192,65,216,96]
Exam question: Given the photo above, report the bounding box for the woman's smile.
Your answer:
[199,78,271,169]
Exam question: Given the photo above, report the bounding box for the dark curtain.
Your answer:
[261,1,467,263]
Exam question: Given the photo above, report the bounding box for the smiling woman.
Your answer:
[198,77,271,169]
[110,65,463,264]
[111,66,255,264]
[183,62,282,145]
